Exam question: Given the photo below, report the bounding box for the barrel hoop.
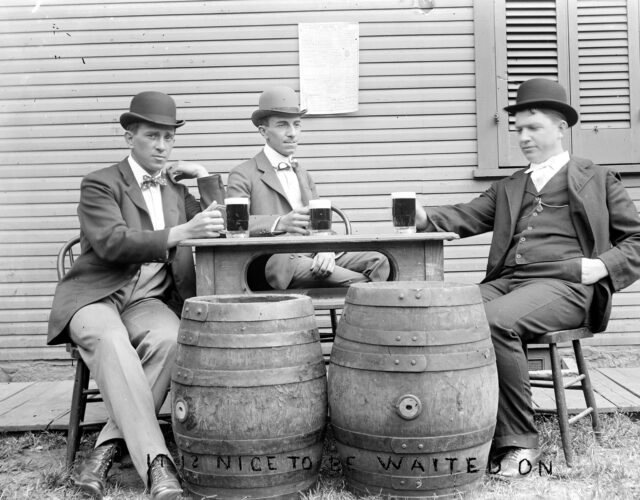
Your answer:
[182,466,318,488]
[336,323,489,347]
[184,477,317,499]
[178,328,319,348]
[329,346,495,372]
[176,428,325,455]
[183,295,314,322]
[346,284,481,308]
[332,424,495,454]
[345,468,479,491]
[173,361,326,387]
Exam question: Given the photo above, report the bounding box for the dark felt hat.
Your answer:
[503,78,578,127]
[251,86,307,127]
[120,91,185,129]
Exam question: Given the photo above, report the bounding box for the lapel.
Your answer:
[567,157,596,254]
[256,151,290,203]
[118,158,150,217]
[292,160,312,205]
[161,176,180,228]
[502,169,529,237]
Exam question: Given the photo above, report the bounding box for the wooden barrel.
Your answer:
[172,294,327,500]
[328,282,498,499]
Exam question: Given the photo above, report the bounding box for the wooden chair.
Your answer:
[56,235,104,469]
[525,327,602,467]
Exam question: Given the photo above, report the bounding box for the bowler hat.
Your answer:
[503,78,578,127]
[120,91,185,129]
[251,86,307,127]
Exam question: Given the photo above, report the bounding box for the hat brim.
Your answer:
[251,108,307,127]
[503,100,578,127]
[120,112,185,130]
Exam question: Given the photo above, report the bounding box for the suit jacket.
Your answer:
[227,151,317,287]
[47,158,218,345]
[424,157,640,332]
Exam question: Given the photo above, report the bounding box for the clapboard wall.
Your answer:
[0,0,638,363]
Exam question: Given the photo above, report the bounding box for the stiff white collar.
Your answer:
[263,144,292,169]
[524,151,570,173]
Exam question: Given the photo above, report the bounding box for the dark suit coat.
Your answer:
[47,158,218,345]
[424,157,640,332]
[226,150,317,288]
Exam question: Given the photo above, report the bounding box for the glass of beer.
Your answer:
[224,197,250,238]
[391,192,416,233]
[308,199,332,235]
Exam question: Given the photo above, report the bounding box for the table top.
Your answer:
[179,231,459,248]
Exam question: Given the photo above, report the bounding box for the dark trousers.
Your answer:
[479,278,594,450]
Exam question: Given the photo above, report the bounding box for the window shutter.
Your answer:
[497,0,569,167]
[568,0,640,164]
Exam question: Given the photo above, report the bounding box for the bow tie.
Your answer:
[140,174,167,190]
[277,162,292,171]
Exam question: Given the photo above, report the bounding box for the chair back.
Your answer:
[57,235,81,280]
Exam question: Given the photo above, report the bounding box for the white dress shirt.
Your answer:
[524,150,570,192]
[263,144,303,209]
[128,156,166,231]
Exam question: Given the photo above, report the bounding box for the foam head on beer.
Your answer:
[391,192,416,233]
[224,197,250,237]
[308,199,332,234]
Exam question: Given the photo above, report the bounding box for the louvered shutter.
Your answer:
[567,0,640,164]
[494,0,640,168]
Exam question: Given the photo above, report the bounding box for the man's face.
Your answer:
[259,115,301,157]
[125,122,176,174]
[514,109,566,164]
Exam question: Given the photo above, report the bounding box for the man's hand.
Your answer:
[311,252,336,279]
[581,258,609,285]
[166,160,209,181]
[167,203,224,245]
[275,207,310,235]
[415,200,427,231]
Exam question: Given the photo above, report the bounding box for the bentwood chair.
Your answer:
[56,235,104,470]
[525,327,602,467]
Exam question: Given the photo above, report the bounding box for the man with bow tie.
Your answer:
[415,78,640,478]
[227,86,389,290]
[47,91,225,499]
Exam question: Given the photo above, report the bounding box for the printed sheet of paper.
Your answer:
[298,22,359,114]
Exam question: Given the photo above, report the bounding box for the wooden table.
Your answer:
[180,232,459,296]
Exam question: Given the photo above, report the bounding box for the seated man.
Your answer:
[227,85,389,290]
[415,78,640,478]
[47,91,225,499]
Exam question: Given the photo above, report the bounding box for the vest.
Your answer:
[502,166,584,281]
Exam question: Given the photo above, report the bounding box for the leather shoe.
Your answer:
[489,447,542,480]
[70,440,120,499]
[148,454,183,500]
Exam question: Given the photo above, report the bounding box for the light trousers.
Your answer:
[69,297,179,483]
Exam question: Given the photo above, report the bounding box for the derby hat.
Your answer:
[120,91,185,129]
[503,78,578,127]
[251,86,307,127]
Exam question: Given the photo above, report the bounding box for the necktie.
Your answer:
[277,162,292,171]
[529,163,552,192]
[141,174,167,190]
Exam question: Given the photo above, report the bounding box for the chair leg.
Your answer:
[66,359,90,470]
[549,342,573,467]
[573,339,602,444]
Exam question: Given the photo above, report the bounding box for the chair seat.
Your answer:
[527,326,593,345]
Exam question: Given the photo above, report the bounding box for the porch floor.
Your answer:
[0,367,639,433]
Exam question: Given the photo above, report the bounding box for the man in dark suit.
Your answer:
[47,91,224,499]
[227,86,389,290]
[416,79,640,478]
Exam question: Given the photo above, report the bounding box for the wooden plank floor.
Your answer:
[0,367,639,433]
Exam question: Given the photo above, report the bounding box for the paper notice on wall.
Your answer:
[298,22,359,114]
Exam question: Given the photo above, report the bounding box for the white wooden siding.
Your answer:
[0,0,638,363]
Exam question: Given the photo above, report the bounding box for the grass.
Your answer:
[0,412,639,499]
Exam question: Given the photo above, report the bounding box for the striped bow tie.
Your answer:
[141,174,167,190]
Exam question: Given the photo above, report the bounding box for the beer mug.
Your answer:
[391,192,416,233]
[308,199,332,235]
[224,197,250,238]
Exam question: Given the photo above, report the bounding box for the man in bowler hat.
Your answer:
[47,91,225,499]
[415,78,640,477]
[227,85,389,290]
